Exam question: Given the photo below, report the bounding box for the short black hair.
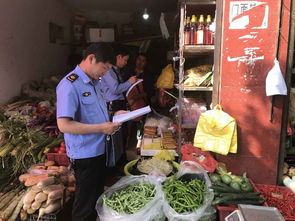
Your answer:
[138,53,147,58]
[114,46,130,57]
[83,43,114,64]
[137,53,148,62]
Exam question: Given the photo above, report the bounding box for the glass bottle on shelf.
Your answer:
[190,15,197,45]
[196,14,205,45]
[209,16,216,45]
[205,15,214,45]
[184,16,191,45]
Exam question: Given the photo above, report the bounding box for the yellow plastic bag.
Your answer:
[156,64,175,89]
[194,105,237,155]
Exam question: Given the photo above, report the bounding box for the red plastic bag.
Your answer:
[181,144,218,172]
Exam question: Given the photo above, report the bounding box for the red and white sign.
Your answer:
[229,1,269,29]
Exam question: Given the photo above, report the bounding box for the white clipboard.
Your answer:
[112,106,151,123]
[126,79,144,97]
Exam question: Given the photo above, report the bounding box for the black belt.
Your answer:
[107,100,128,112]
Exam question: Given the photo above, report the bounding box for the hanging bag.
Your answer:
[194,105,237,155]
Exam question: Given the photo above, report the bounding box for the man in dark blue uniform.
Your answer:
[56,43,122,221]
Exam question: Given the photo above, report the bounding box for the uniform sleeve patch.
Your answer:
[82,92,91,97]
[67,74,79,82]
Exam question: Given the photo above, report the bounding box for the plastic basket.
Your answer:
[124,159,180,176]
[216,206,237,221]
[46,153,70,166]
[254,183,295,221]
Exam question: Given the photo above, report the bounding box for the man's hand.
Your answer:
[114,110,129,116]
[128,76,137,84]
[101,122,121,135]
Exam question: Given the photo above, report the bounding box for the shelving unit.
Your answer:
[183,45,215,54]
[174,84,213,91]
[176,0,221,151]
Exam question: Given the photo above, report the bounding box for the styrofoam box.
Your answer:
[86,28,114,42]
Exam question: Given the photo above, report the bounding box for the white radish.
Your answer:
[37,177,55,189]
[48,189,63,201]
[42,184,64,194]
[37,208,46,220]
[35,192,48,203]
[31,201,42,210]
[23,190,37,205]
[37,200,61,220]
[31,185,42,193]
[27,207,37,214]
[23,203,30,211]
[44,200,61,214]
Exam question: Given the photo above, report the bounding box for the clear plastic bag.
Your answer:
[162,161,214,221]
[96,175,165,221]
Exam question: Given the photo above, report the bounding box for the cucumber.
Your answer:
[212,195,264,206]
[219,192,261,200]
[220,198,265,206]
[211,185,242,193]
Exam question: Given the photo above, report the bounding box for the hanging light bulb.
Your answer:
[143,8,149,20]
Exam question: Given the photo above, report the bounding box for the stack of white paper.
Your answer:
[112,106,151,123]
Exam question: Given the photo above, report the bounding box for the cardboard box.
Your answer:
[86,28,114,42]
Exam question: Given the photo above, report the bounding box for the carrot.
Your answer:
[66,186,75,192]
[44,161,55,167]
[19,174,33,183]
[33,165,46,170]
[59,175,68,184]
[29,168,48,175]
[37,177,55,189]
[47,166,59,170]
[67,174,75,184]
[47,171,61,176]
[25,174,48,187]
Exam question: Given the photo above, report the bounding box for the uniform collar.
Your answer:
[74,65,97,85]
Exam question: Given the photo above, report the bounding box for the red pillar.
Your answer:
[217,0,291,184]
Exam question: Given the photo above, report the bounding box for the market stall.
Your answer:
[0,0,295,220]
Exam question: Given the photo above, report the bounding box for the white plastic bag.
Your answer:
[266,58,287,96]
[96,175,165,221]
[162,161,214,221]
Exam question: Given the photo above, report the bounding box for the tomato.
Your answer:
[52,147,60,153]
[59,147,66,153]
[60,141,66,148]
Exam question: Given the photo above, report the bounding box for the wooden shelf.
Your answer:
[179,0,216,5]
[175,84,213,91]
[182,123,197,129]
[183,45,215,54]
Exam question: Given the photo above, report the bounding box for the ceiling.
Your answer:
[62,0,178,13]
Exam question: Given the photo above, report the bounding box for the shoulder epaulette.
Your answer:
[67,74,79,82]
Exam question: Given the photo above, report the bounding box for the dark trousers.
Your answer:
[72,154,106,221]
[107,100,129,164]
